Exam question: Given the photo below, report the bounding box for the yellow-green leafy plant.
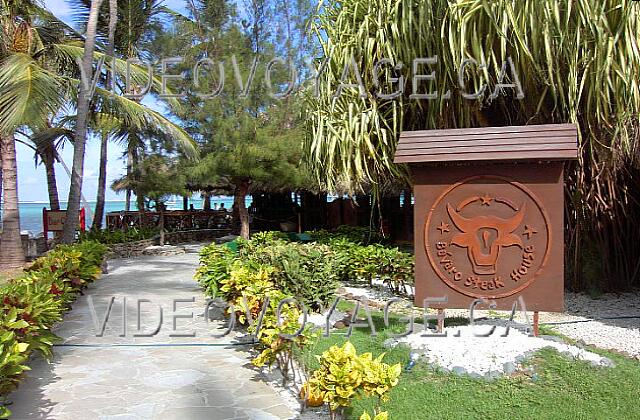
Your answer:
[195,244,235,298]
[359,352,402,402]
[309,341,363,416]
[309,342,401,419]
[251,293,318,385]
[221,262,276,324]
[360,410,389,420]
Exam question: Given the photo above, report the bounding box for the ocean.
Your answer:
[9,196,246,234]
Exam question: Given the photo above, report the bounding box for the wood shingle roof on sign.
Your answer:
[393,123,578,164]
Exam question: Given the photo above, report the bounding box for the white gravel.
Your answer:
[395,323,613,378]
[339,285,640,359]
[554,322,640,358]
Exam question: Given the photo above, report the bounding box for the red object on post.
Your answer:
[79,208,86,232]
[42,207,87,240]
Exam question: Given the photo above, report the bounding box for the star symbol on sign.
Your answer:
[437,221,450,234]
[480,194,493,205]
[523,225,538,240]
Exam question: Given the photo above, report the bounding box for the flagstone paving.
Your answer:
[6,245,295,420]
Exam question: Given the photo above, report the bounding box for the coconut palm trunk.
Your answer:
[92,132,108,229]
[92,0,118,231]
[42,143,60,211]
[0,134,25,269]
[61,0,105,243]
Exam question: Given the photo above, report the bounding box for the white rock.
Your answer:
[397,323,613,377]
[304,310,346,329]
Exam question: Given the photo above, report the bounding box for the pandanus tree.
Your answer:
[305,0,640,290]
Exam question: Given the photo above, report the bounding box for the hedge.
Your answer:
[0,241,108,418]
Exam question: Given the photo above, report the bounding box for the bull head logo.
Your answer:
[447,203,525,275]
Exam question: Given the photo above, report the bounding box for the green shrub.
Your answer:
[376,247,414,294]
[307,226,387,245]
[250,294,318,384]
[242,241,341,309]
[220,261,276,324]
[324,240,414,292]
[249,230,290,245]
[308,341,401,417]
[197,230,414,311]
[79,227,157,244]
[195,243,235,297]
[0,241,107,416]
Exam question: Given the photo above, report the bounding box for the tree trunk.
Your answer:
[42,143,60,211]
[233,178,250,239]
[158,202,165,246]
[0,135,25,269]
[136,190,146,227]
[61,0,105,243]
[91,0,117,231]
[92,132,108,230]
[125,149,132,211]
[203,192,211,210]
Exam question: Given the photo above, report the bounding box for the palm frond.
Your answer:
[0,53,66,133]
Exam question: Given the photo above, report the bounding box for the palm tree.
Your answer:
[91,0,117,230]
[0,0,63,268]
[20,123,70,210]
[0,1,197,245]
[0,0,87,264]
[60,0,104,243]
[0,133,24,268]
[72,0,189,227]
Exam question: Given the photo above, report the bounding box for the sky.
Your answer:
[14,0,191,203]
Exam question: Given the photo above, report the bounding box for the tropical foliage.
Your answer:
[195,229,413,401]
[0,240,107,417]
[79,226,157,244]
[148,0,316,238]
[0,0,197,266]
[307,341,401,419]
[304,0,640,290]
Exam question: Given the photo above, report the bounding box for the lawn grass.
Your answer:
[298,301,640,420]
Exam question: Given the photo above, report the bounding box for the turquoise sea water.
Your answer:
[11,196,243,234]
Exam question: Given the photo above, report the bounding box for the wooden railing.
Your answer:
[105,210,232,232]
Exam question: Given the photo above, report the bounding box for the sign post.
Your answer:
[43,208,87,247]
[394,124,578,329]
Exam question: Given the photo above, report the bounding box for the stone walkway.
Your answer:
[7,245,295,419]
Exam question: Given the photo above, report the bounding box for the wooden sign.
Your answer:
[394,124,578,312]
[43,208,86,238]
